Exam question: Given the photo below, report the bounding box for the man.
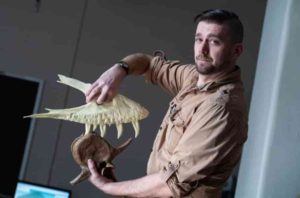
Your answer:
[85,9,248,198]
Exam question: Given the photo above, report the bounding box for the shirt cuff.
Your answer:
[160,161,180,182]
[160,161,197,198]
[159,162,183,198]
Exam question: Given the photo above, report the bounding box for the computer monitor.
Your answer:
[0,72,43,196]
[14,180,71,198]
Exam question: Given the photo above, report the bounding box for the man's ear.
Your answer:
[234,43,243,58]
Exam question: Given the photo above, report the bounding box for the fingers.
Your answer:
[88,159,105,189]
[85,83,116,104]
[96,86,109,104]
[85,82,97,96]
[85,82,107,104]
[85,82,100,103]
[86,88,99,103]
[88,159,113,190]
[85,66,124,104]
[88,159,99,176]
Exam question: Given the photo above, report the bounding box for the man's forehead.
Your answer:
[195,21,230,37]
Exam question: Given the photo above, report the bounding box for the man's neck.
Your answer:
[196,66,236,86]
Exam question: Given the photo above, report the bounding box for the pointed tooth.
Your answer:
[104,118,108,124]
[116,123,123,139]
[100,125,107,137]
[92,124,97,131]
[85,124,91,135]
[132,120,140,138]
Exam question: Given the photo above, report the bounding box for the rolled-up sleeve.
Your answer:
[144,56,193,96]
[160,103,246,197]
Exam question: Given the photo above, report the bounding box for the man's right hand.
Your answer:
[85,64,127,104]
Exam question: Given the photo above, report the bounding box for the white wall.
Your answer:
[236,0,300,197]
[0,1,267,197]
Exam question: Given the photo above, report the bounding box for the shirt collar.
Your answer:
[193,66,242,92]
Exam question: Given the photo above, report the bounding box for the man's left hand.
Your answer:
[88,159,113,190]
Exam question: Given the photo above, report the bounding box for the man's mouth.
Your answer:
[196,56,212,62]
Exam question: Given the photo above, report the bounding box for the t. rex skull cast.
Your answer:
[70,132,132,185]
[24,74,149,138]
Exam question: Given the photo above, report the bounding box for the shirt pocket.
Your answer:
[165,113,186,154]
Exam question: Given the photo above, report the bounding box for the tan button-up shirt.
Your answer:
[144,56,248,198]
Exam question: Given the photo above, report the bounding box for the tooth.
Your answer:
[85,124,91,135]
[132,120,140,138]
[92,124,97,131]
[100,124,107,137]
[116,123,123,139]
[104,118,108,125]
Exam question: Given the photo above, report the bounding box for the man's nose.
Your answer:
[200,41,209,55]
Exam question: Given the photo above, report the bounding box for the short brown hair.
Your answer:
[194,9,244,43]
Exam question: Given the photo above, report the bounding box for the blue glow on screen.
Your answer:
[14,182,70,198]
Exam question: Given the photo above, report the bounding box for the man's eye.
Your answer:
[210,40,220,45]
[195,38,202,42]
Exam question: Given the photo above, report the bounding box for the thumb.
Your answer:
[88,159,98,175]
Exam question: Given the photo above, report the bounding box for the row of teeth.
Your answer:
[85,120,140,138]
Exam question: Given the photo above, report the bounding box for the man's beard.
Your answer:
[195,55,216,75]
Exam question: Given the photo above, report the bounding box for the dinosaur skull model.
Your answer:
[24,74,149,138]
[24,74,149,186]
[70,132,132,185]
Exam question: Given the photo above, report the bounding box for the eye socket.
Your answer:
[209,39,221,45]
[195,37,202,42]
